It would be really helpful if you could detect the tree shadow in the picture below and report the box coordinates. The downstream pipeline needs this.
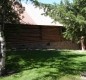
[5,50,86,79]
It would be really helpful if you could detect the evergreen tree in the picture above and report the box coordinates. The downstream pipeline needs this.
[31,0,86,50]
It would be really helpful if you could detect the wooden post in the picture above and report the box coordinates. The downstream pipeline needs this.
[39,26,42,40]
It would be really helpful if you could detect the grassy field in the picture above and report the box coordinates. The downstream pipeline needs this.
[0,50,86,80]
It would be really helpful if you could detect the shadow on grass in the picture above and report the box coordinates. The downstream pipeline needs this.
[5,50,86,79]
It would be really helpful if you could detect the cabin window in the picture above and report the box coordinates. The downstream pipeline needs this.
[47,42,50,46]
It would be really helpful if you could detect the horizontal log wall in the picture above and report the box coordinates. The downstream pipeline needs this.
[4,24,79,50]
[4,24,63,42]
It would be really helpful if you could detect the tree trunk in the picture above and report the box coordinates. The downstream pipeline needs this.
[0,31,5,75]
[80,36,85,51]
[0,0,6,75]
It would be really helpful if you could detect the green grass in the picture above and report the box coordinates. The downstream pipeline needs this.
[0,50,86,80]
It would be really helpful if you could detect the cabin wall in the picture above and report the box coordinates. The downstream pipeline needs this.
[4,24,79,50]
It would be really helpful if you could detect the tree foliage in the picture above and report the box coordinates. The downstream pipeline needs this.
[31,0,86,43]
[0,0,25,24]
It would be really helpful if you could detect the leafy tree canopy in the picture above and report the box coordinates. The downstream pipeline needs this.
[31,0,86,43]
[0,0,25,24]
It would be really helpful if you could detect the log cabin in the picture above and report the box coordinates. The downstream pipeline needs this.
[4,3,79,50]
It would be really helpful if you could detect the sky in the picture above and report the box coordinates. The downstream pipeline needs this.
[22,0,73,4]
[38,0,62,4]
[38,0,73,4]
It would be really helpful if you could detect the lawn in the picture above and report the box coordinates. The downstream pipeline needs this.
[0,50,86,80]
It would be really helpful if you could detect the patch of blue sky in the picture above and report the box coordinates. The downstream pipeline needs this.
[21,0,73,4]
[38,0,73,4]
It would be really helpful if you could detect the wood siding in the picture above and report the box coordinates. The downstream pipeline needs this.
[4,24,63,43]
[4,24,79,50]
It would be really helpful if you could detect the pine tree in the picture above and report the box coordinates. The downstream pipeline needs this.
[31,0,86,50]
